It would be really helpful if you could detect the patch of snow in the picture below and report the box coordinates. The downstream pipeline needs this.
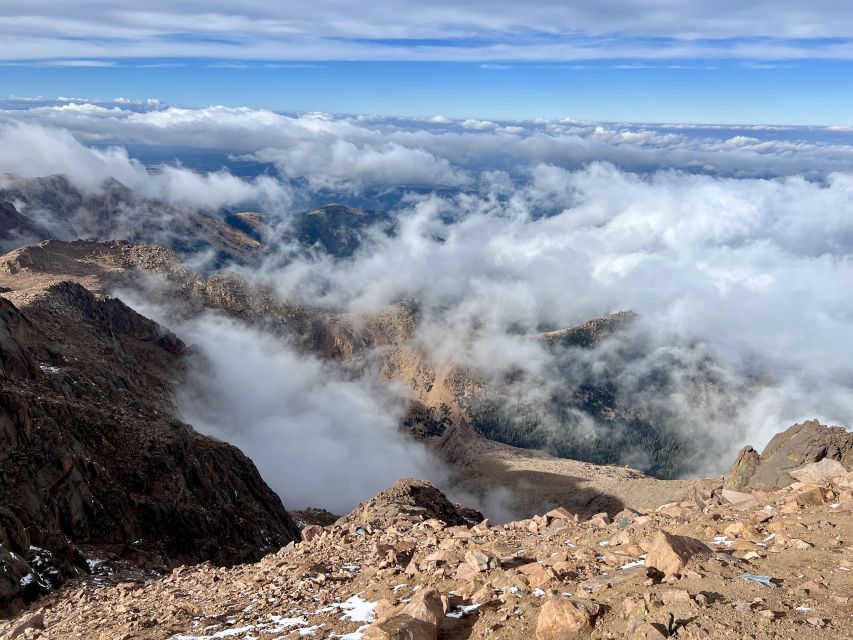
[265,616,309,632]
[335,624,370,640]
[19,574,34,587]
[323,595,377,623]
[533,589,545,597]
[795,606,812,612]
[830,503,841,509]
[392,583,408,592]
[712,535,735,548]
[39,364,61,374]
[86,558,105,572]
[597,541,609,547]
[619,558,646,570]
[447,604,482,619]
[172,625,255,640]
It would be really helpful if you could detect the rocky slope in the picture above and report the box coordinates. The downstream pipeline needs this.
[2,452,850,640]
[0,274,300,617]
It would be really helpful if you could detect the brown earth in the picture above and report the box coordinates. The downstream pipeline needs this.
[2,465,851,640]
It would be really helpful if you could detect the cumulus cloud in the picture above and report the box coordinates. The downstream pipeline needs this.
[5,102,853,185]
[0,120,291,210]
[253,161,853,466]
[3,101,853,509]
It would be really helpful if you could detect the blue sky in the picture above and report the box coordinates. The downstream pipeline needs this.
[2,59,853,124]
[1,1,853,124]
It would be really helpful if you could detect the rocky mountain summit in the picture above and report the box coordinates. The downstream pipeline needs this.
[0,270,299,617]
[1,450,850,640]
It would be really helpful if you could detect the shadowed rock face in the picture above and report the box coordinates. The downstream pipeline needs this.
[725,419,853,489]
[0,281,300,617]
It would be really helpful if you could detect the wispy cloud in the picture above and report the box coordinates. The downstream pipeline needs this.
[0,3,852,62]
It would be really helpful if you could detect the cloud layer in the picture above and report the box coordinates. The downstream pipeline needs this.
[5,101,853,192]
[2,2,853,61]
[2,101,853,511]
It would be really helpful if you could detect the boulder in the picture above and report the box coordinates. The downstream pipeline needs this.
[364,586,444,640]
[721,489,759,510]
[789,459,850,484]
[644,531,710,578]
[535,598,598,640]
[724,446,761,490]
[465,549,499,573]
[625,619,669,639]
[301,525,324,543]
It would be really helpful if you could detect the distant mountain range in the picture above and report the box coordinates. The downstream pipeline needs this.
[0,174,395,264]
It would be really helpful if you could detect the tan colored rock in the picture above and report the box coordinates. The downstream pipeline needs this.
[364,587,444,640]
[621,596,649,619]
[301,525,323,543]
[644,531,711,578]
[7,610,45,639]
[721,489,759,510]
[724,446,761,490]
[794,485,826,506]
[789,459,849,484]
[535,598,598,640]
[723,521,760,541]
[545,507,575,523]
[587,512,610,526]
[660,588,692,604]
[625,619,669,639]
[465,548,499,573]
[656,503,690,519]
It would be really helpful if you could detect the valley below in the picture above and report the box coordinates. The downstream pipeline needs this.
[0,172,851,640]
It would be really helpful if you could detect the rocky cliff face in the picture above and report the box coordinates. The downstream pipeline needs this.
[725,419,853,489]
[0,280,299,617]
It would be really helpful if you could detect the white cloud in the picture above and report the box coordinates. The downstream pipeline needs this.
[1,2,853,62]
[5,102,853,184]
[461,118,498,130]
[115,304,444,513]
[251,161,853,466]
[0,120,291,209]
[2,102,853,488]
